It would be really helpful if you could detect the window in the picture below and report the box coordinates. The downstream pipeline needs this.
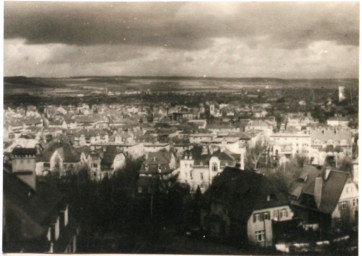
[200,173,204,180]
[253,213,263,222]
[273,210,278,219]
[352,199,358,207]
[264,212,270,220]
[212,163,218,172]
[255,230,265,242]
[281,209,288,218]
[92,163,98,168]
[138,186,142,193]
[62,206,69,227]
[54,217,60,240]
[340,201,348,210]
[190,171,193,180]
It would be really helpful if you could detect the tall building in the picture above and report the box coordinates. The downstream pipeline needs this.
[338,86,346,102]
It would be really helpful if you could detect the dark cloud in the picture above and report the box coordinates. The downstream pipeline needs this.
[5,2,359,50]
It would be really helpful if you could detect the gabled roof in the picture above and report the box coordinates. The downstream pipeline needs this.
[204,167,289,222]
[11,148,37,156]
[140,150,174,174]
[101,146,119,166]
[182,146,236,165]
[4,171,64,230]
[37,141,80,162]
[289,165,322,200]
[290,165,350,214]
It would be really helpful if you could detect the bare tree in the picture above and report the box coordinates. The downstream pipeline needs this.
[245,140,268,170]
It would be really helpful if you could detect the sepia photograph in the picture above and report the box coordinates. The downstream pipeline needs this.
[2,1,359,255]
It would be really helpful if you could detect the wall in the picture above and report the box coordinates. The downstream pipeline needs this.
[247,206,294,247]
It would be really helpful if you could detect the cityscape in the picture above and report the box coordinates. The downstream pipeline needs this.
[3,2,359,255]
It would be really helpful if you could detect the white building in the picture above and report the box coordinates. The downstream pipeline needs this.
[270,133,311,160]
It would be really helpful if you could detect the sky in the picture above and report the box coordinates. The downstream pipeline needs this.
[4,2,360,78]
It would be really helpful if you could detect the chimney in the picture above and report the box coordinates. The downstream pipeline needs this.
[11,148,37,191]
[314,177,323,208]
[240,148,245,171]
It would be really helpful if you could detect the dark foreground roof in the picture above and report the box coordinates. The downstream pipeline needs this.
[4,171,64,247]
[204,167,290,222]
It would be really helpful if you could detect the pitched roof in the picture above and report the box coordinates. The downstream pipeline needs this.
[4,171,64,230]
[183,146,236,164]
[309,126,352,143]
[101,146,119,167]
[204,167,289,222]
[37,141,79,162]
[11,148,37,156]
[290,165,349,214]
[140,150,174,174]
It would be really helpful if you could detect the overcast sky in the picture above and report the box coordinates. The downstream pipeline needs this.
[4,2,359,78]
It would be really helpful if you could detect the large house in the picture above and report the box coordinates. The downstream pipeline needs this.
[36,141,81,176]
[177,146,238,193]
[201,167,294,247]
[79,145,127,181]
[270,132,311,161]
[137,150,177,195]
[289,165,358,232]
[4,148,79,252]
[307,126,353,166]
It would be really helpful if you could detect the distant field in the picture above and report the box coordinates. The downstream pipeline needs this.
[4,76,358,96]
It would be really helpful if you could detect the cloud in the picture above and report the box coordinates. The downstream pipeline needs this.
[5,2,359,50]
[5,37,358,79]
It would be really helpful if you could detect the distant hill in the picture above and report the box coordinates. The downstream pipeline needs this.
[4,76,358,94]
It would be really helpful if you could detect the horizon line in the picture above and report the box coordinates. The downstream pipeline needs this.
[4,75,359,80]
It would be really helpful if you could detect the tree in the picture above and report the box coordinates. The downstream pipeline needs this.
[245,140,268,170]
[263,157,304,194]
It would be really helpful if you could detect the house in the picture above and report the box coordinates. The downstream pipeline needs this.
[189,133,215,144]
[207,101,221,117]
[187,119,207,129]
[201,167,294,247]
[289,165,358,232]
[137,150,177,195]
[80,145,127,181]
[245,120,274,137]
[99,146,126,179]
[327,116,349,127]
[177,146,238,193]
[36,141,81,176]
[307,126,353,166]
[4,149,79,253]
[270,132,311,160]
